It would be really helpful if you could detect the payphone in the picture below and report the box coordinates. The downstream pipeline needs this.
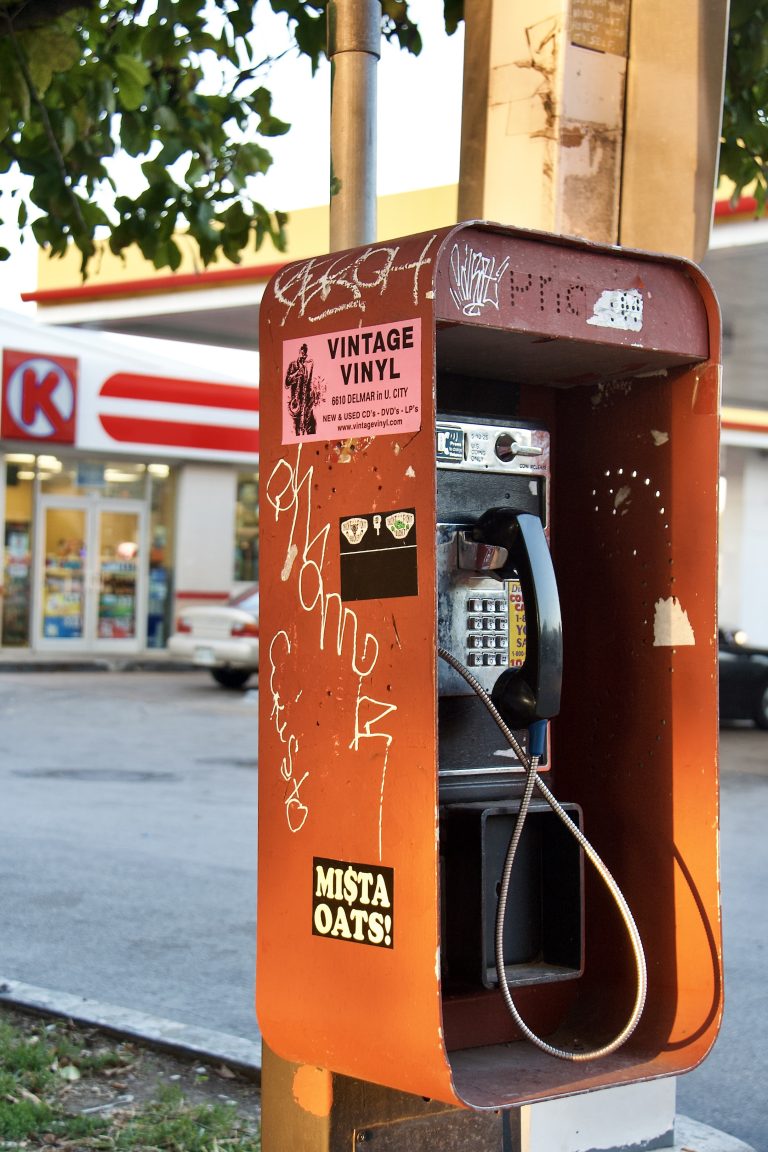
[436,417,556,797]
[434,414,646,1061]
[257,221,722,1109]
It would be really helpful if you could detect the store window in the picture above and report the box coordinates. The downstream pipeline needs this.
[235,472,259,583]
[147,464,174,648]
[39,457,147,499]
[2,456,35,645]
[2,453,177,650]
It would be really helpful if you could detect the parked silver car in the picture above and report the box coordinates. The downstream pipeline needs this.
[168,585,259,688]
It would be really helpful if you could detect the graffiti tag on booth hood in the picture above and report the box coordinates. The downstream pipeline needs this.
[313,857,394,949]
[449,242,510,317]
[270,236,438,325]
[281,320,422,445]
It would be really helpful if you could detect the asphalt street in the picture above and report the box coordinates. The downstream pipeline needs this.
[0,669,261,1042]
[677,722,767,1150]
[0,669,765,1149]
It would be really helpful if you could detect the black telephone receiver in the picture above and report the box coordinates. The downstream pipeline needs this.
[473,510,563,731]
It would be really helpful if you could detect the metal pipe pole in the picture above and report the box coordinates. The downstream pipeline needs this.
[327,0,381,252]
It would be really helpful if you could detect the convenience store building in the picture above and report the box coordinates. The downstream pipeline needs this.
[3,183,768,653]
[0,309,260,653]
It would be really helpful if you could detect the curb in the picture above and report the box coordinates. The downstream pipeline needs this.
[0,978,262,1079]
[0,981,757,1151]
[673,1117,757,1152]
[0,658,199,674]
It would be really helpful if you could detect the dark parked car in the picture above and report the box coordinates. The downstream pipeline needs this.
[718,628,768,729]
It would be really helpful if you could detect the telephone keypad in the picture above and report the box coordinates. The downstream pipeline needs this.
[465,591,510,670]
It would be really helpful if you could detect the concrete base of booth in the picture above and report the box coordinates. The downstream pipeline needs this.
[261,1047,755,1152]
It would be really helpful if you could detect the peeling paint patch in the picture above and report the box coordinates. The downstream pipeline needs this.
[334,436,374,464]
[653,598,695,647]
[651,430,669,446]
[590,379,633,406]
[405,465,415,478]
[587,288,643,331]
[635,368,668,379]
[292,1065,333,1117]
[614,485,631,510]
[281,543,298,581]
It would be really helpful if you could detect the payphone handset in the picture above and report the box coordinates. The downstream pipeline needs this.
[436,418,561,792]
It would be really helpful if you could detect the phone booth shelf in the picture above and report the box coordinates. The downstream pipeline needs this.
[257,221,722,1109]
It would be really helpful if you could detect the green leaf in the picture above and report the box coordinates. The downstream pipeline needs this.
[152,238,182,270]
[59,115,78,157]
[119,111,153,157]
[56,1064,81,1082]
[20,26,83,97]
[443,0,465,36]
[114,54,151,111]
[251,87,291,137]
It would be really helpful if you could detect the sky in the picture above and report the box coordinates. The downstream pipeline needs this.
[0,1,465,335]
[252,0,464,209]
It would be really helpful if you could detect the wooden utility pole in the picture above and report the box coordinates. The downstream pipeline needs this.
[459,0,729,260]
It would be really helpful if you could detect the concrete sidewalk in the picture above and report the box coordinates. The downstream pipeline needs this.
[0,977,262,1075]
[0,647,195,673]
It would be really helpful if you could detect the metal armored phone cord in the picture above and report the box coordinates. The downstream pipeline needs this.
[438,647,648,1062]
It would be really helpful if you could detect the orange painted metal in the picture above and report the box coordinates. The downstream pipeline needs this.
[257,222,722,1108]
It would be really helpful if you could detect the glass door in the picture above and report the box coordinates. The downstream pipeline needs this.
[35,497,146,651]
[37,501,87,644]
[95,505,142,643]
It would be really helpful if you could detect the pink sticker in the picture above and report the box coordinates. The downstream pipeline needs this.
[281,319,422,444]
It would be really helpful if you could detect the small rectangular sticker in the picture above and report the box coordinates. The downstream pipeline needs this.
[281,320,422,444]
[570,0,630,56]
[313,857,394,949]
[340,509,418,601]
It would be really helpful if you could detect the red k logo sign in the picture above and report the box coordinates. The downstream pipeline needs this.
[2,349,78,443]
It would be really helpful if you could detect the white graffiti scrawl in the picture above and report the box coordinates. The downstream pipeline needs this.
[266,445,398,859]
[267,630,308,833]
[271,236,438,326]
[449,242,510,317]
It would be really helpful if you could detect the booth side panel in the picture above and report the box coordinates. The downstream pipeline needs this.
[552,357,722,1070]
[256,237,458,1104]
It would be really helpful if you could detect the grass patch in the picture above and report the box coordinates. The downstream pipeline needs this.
[0,1009,261,1150]
[113,1085,255,1150]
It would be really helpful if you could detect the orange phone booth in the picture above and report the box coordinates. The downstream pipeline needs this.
[257,222,722,1109]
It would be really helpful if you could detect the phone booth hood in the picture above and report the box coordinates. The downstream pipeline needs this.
[257,221,722,1109]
